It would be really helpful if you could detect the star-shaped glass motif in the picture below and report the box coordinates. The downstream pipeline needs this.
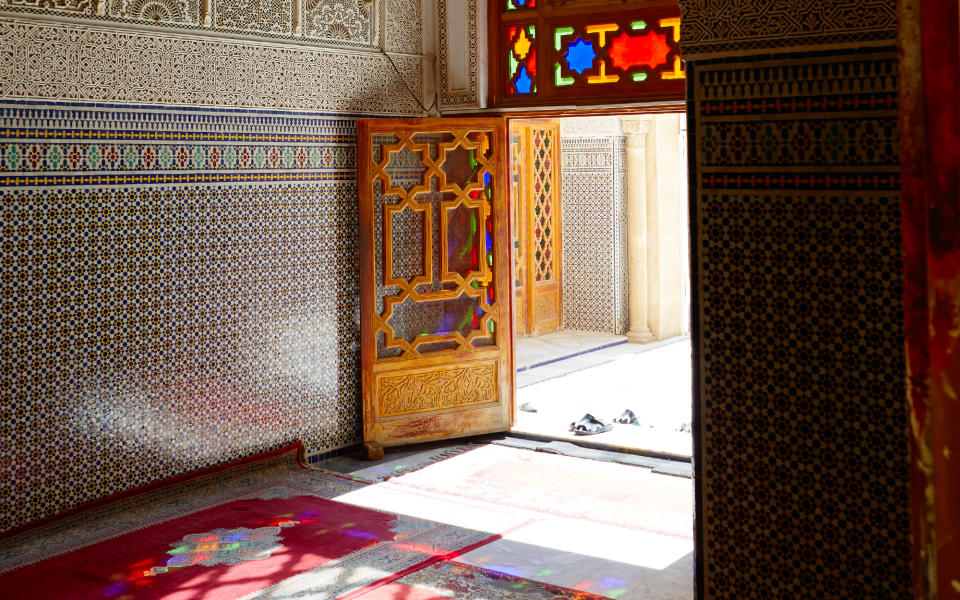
[565,38,596,74]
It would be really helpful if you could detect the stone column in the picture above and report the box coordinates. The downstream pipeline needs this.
[622,118,654,343]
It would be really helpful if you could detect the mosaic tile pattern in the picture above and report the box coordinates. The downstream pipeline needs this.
[690,49,911,598]
[0,101,368,532]
[560,135,627,334]
[680,0,897,59]
[0,18,422,114]
[0,0,403,47]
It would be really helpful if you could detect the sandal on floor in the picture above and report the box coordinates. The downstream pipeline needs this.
[614,409,639,425]
[569,413,612,436]
[520,402,538,413]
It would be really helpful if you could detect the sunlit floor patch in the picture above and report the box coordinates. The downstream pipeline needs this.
[333,445,693,599]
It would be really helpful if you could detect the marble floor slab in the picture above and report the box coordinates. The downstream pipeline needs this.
[513,337,693,458]
[515,331,628,372]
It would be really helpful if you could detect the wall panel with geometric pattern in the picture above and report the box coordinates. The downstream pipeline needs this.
[686,32,912,600]
[559,121,627,335]
[0,0,428,535]
[0,100,373,532]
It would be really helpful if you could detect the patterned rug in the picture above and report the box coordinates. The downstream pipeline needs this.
[0,443,506,600]
[347,560,606,599]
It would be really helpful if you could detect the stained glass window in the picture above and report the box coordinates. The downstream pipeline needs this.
[507,25,537,95]
[493,1,684,107]
[553,18,683,88]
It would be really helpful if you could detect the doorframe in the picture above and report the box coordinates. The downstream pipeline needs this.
[500,102,702,598]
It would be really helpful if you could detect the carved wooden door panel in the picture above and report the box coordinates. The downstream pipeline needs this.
[510,125,529,338]
[358,118,514,454]
[513,121,562,336]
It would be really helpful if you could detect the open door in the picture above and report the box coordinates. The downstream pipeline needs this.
[510,121,562,337]
[358,118,514,457]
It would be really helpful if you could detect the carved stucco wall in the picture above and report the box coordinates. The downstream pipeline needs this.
[435,0,485,110]
[680,0,911,598]
[0,1,425,532]
[1,0,396,49]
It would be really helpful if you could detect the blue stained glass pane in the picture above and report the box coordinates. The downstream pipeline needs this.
[565,38,596,74]
[515,65,532,94]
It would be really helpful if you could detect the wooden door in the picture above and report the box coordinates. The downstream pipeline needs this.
[511,121,562,336]
[510,125,530,337]
[358,118,514,455]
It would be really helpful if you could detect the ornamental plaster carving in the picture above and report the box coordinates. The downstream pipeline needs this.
[0,17,424,114]
[620,118,650,148]
[560,116,623,139]
[0,0,411,48]
[436,0,485,109]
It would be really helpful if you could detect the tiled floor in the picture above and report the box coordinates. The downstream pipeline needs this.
[513,334,692,458]
[515,331,629,373]
[330,444,693,600]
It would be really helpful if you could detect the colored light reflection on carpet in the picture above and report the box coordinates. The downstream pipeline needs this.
[145,522,298,576]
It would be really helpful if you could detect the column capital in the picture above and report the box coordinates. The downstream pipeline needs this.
[621,118,650,148]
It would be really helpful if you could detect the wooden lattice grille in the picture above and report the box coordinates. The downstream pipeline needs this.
[370,129,499,360]
[532,127,556,282]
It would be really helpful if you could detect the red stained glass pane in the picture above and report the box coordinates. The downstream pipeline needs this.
[506,0,536,9]
[608,30,671,71]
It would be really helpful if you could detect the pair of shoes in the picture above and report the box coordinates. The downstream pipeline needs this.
[569,413,613,435]
[613,409,639,425]
[568,409,644,435]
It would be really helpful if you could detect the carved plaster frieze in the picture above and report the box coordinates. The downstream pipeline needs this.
[1,0,400,48]
[0,17,423,114]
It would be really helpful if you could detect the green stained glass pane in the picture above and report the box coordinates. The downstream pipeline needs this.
[507,0,536,10]
[554,26,574,51]
[631,20,647,30]
[509,51,519,77]
[554,63,574,87]
[632,72,648,82]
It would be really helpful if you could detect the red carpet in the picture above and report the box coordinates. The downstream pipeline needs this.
[0,444,500,600]
[3,496,400,600]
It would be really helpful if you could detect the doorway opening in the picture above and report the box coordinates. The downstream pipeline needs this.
[348,114,695,600]
[507,113,692,458]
